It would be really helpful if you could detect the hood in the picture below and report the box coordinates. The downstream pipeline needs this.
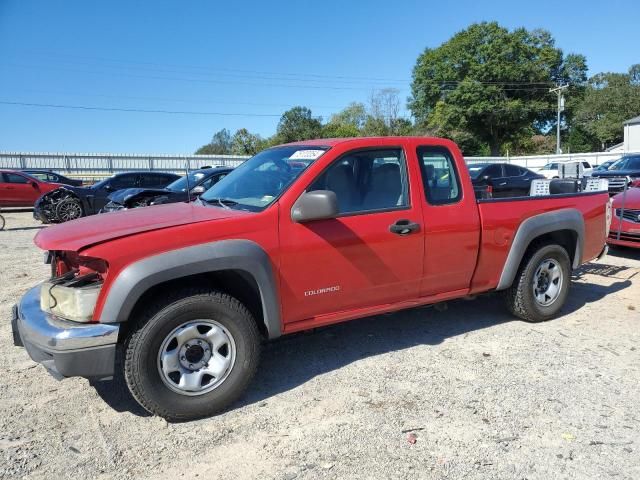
[107,187,168,204]
[34,202,250,252]
[612,187,640,208]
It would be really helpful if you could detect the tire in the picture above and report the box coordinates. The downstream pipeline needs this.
[123,287,261,421]
[504,244,571,322]
[55,197,83,222]
[0,214,4,231]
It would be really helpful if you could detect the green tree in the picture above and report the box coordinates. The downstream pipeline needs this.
[573,65,640,149]
[329,102,367,129]
[321,122,360,138]
[276,106,323,143]
[409,22,587,155]
[231,128,264,155]
[195,128,232,155]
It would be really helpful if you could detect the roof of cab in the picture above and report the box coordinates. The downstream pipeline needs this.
[282,136,444,147]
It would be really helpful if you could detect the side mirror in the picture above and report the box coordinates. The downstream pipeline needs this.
[291,190,338,223]
[29,181,39,189]
[190,185,206,195]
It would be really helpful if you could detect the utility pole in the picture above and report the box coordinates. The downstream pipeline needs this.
[550,84,569,154]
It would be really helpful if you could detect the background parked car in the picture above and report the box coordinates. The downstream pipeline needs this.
[537,160,593,178]
[608,186,640,248]
[34,171,180,223]
[101,167,232,212]
[467,163,544,198]
[591,154,640,193]
[0,170,62,207]
[22,169,83,186]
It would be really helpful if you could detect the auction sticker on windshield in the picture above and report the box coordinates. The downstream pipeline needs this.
[289,149,326,160]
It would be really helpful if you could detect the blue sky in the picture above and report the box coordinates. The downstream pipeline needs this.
[0,0,638,154]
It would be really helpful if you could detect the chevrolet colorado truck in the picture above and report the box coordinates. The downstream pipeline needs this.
[12,137,610,421]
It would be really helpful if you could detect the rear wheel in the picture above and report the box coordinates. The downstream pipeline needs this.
[123,288,261,421]
[504,244,571,322]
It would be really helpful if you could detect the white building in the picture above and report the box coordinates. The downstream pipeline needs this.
[624,115,640,152]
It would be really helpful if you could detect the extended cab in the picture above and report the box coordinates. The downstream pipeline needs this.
[12,137,610,421]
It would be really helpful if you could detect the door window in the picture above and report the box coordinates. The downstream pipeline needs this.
[4,173,29,184]
[200,173,227,191]
[417,147,461,205]
[308,149,408,215]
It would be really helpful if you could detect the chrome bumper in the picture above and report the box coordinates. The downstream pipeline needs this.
[12,286,120,380]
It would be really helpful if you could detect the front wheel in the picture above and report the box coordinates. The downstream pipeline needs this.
[55,197,83,222]
[504,244,571,322]
[123,288,261,421]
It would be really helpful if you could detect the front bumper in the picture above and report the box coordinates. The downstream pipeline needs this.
[12,286,120,380]
[99,202,125,213]
[608,217,640,249]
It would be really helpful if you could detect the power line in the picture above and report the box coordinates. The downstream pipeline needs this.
[0,100,282,117]
[15,51,558,87]
[10,63,401,92]
[7,88,346,110]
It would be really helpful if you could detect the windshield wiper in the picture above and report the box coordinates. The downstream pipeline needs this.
[201,197,238,209]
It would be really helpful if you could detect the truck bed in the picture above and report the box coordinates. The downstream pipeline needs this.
[470,191,609,294]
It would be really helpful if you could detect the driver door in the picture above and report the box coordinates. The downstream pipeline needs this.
[277,147,425,327]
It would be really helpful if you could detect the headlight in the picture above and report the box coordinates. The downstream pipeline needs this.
[40,281,102,322]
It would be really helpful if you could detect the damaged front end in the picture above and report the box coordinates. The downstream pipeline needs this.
[100,189,171,213]
[11,250,118,380]
[34,188,84,224]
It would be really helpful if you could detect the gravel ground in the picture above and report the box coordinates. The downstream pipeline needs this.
[1,210,639,480]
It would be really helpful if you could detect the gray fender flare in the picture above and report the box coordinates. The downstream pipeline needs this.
[496,209,584,291]
[99,239,281,338]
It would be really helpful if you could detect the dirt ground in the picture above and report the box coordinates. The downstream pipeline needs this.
[1,210,639,480]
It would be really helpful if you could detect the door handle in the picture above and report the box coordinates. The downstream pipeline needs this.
[389,219,420,235]
[498,182,507,186]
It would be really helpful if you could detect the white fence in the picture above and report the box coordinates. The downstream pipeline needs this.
[1,149,637,182]
[0,151,249,182]
[465,151,637,169]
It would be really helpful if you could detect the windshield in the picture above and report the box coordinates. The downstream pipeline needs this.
[166,171,209,192]
[91,178,109,189]
[541,163,557,170]
[467,164,486,179]
[610,156,640,170]
[199,146,328,211]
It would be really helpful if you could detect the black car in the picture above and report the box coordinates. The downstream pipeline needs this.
[467,163,544,198]
[34,171,181,223]
[591,154,640,193]
[22,169,84,186]
[101,167,232,212]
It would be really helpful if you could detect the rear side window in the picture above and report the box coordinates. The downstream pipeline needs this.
[504,164,522,177]
[4,173,29,184]
[417,147,461,205]
[110,174,138,189]
[140,174,173,188]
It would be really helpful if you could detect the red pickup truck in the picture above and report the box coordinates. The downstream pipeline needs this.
[12,137,610,421]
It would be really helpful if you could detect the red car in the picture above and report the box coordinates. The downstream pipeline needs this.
[12,137,609,421]
[608,187,640,248]
[0,170,62,207]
